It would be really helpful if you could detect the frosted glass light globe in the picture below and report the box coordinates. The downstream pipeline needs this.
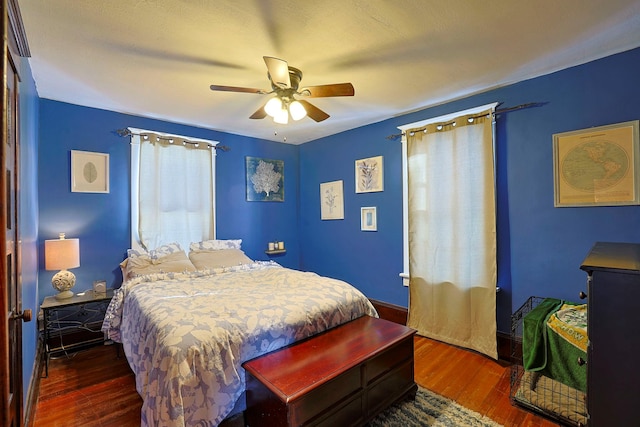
[289,100,307,121]
[264,97,282,117]
[273,108,289,124]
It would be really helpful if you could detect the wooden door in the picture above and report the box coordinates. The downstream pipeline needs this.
[1,1,29,425]
[5,51,22,427]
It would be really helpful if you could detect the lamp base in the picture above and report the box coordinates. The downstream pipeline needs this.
[55,290,74,300]
[52,269,76,300]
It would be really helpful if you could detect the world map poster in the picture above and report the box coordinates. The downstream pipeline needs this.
[553,121,640,207]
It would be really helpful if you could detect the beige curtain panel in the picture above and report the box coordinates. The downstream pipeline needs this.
[406,110,497,359]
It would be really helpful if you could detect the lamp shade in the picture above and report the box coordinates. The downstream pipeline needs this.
[45,235,80,270]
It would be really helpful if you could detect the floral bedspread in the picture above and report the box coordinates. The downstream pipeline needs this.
[102,262,377,426]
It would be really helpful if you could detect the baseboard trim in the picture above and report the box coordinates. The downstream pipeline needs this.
[369,299,511,363]
[496,331,510,363]
[24,337,43,427]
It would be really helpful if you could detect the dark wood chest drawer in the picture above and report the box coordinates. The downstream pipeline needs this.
[243,315,417,427]
[580,242,640,426]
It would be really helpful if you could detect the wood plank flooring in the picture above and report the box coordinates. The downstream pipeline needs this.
[32,337,560,426]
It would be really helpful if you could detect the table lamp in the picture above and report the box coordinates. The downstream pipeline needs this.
[45,233,80,300]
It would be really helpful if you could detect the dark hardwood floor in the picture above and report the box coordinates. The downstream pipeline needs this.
[32,337,560,427]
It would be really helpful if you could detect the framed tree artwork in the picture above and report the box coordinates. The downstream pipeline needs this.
[246,157,284,202]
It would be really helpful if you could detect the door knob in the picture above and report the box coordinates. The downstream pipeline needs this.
[12,309,32,322]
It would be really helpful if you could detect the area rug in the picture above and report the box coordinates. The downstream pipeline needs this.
[367,386,504,427]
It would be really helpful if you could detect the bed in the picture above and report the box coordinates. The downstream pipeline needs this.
[102,240,377,427]
[510,296,588,426]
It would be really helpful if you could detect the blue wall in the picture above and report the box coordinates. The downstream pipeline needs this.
[37,47,640,336]
[299,121,406,305]
[17,54,40,406]
[37,101,300,299]
[300,47,640,331]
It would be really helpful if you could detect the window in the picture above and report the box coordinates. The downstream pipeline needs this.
[129,128,218,252]
[398,103,497,285]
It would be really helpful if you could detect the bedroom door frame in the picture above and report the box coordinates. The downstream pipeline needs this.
[1,1,30,426]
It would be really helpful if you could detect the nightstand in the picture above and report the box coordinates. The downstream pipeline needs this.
[40,289,114,377]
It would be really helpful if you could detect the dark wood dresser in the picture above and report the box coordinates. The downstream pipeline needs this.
[243,315,417,427]
[580,242,640,427]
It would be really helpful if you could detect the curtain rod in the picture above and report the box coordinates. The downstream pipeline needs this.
[115,128,230,151]
[385,102,545,141]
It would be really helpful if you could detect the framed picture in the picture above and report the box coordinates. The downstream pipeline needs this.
[361,207,377,231]
[355,156,383,193]
[71,150,109,193]
[553,120,640,207]
[320,180,344,220]
[246,157,284,202]
[92,280,107,296]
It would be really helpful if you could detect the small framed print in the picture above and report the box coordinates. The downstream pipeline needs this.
[92,280,107,296]
[361,206,377,231]
[71,150,110,193]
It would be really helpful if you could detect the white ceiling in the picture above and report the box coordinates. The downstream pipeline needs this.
[17,0,640,144]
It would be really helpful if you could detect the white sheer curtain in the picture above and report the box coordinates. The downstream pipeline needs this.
[130,129,216,251]
[406,108,497,359]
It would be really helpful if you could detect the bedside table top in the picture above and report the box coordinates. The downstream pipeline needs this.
[41,289,115,309]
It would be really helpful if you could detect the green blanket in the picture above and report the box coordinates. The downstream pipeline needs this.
[522,298,587,393]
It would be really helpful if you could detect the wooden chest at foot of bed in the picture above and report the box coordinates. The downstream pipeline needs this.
[243,315,417,427]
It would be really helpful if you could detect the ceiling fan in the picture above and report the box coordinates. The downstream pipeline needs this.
[210,56,354,124]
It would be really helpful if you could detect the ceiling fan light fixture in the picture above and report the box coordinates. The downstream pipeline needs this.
[210,56,354,125]
[264,97,283,117]
[289,100,307,121]
[273,107,289,124]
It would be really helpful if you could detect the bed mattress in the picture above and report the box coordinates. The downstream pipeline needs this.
[103,262,377,426]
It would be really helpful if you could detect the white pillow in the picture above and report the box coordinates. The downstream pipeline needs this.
[188,248,253,270]
[189,239,242,252]
[120,250,196,280]
[127,242,184,259]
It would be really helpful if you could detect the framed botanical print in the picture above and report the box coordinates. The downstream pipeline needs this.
[355,156,383,193]
[320,180,344,220]
[71,150,109,193]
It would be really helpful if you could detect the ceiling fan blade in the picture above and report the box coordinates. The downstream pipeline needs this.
[210,84,265,94]
[263,56,291,89]
[298,100,330,122]
[300,83,354,97]
[249,104,268,119]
